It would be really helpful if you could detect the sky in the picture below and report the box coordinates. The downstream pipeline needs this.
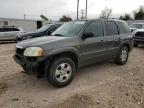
[0,0,144,20]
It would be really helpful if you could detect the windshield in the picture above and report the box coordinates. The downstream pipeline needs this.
[52,21,85,37]
[36,24,51,32]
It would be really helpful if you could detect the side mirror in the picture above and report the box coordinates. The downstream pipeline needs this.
[81,32,94,40]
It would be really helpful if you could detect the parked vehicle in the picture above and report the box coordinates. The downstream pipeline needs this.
[16,23,63,42]
[0,26,23,41]
[13,19,133,87]
[133,29,144,47]
[132,23,144,29]
[130,28,138,32]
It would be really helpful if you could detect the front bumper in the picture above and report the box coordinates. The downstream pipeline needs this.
[13,54,43,75]
[134,38,144,45]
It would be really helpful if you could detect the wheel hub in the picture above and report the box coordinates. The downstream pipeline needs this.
[121,49,127,62]
[55,63,72,83]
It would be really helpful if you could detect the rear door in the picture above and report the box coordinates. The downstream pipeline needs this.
[103,21,120,58]
[79,21,106,65]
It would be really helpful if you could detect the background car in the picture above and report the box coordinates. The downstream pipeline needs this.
[133,29,144,47]
[16,23,63,42]
[0,26,24,41]
[130,27,138,32]
[131,23,144,29]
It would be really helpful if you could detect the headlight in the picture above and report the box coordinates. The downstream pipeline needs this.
[24,47,43,57]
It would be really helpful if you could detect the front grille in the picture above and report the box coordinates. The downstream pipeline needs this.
[16,48,25,56]
[135,32,144,38]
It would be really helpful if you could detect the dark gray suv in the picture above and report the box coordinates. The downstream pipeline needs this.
[13,19,133,87]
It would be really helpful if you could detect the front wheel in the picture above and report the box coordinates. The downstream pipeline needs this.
[115,46,129,65]
[47,57,76,87]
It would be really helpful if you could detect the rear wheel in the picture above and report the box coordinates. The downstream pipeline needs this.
[47,57,76,87]
[115,46,129,65]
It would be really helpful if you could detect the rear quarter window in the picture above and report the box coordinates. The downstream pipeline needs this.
[118,22,131,34]
[105,21,119,36]
[12,28,20,31]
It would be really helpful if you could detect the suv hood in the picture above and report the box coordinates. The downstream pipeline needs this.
[17,36,70,48]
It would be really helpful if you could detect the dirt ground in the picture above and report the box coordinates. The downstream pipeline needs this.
[0,43,144,108]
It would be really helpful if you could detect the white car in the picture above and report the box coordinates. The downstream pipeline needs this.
[132,23,144,29]
[133,29,144,47]
[0,26,24,41]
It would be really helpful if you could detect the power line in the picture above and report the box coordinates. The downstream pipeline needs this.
[81,10,85,19]
[85,0,88,19]
[77,0,80,20]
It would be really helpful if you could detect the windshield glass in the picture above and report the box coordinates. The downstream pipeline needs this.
[36,24,51,32]
[52,21,85,37]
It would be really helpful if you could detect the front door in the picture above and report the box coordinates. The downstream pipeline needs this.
[79,21,106,66]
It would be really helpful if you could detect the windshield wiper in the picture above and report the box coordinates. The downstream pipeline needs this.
[53,34,64,36]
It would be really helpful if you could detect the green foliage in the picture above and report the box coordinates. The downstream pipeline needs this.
[119,14,132,21]
[100,7,112,19]
[134,6,144,20]
[59,16,72,22]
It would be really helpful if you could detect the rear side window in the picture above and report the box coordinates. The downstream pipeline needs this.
[118,22,131,34]
[0,28,4,32]
[3,28,20,32]
[105,21,119,36]
[85,21,104,37]
[3,28,10,32]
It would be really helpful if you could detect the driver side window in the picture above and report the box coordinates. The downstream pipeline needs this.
[85,21,104,37]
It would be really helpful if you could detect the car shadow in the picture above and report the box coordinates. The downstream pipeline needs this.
[0,41,16,44]
[12,60,117,90]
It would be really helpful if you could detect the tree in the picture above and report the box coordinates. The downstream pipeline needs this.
[59,16,72,22]
[119,14,132,21]
[134,6,144,20]
[100,7,112,19]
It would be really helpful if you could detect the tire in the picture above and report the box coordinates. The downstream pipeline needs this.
[46,57,76,87]
[115,46,129,65]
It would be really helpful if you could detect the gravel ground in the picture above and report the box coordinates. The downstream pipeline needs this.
[0,43,144,108]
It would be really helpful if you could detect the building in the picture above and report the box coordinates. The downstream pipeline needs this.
[0,18,49,32]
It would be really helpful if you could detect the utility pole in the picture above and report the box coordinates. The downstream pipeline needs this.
[85,0,88,19]
[24,14,26,20]
[81,10,85,19]
[77,0,79,20]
